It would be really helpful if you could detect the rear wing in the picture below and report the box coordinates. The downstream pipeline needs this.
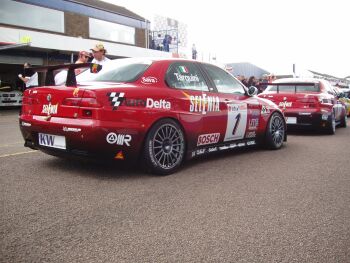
[29,63,102,87]
[266,82,320,93]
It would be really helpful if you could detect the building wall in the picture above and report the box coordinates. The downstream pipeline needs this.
[64,12,89,39]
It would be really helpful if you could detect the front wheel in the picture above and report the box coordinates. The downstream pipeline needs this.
[265,112,285,150]
[143,119,186,175]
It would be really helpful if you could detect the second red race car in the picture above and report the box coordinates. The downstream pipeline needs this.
[20,58,287,175]
[258,78,347,134]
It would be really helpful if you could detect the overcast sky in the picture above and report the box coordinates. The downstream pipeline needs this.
[102,0,349,78]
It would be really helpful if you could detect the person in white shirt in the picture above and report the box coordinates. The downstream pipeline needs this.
[18,63,38,89]
[90,43,110,65]
[54,51,91,86]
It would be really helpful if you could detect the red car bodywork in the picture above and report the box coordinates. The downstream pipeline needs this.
[258,78,347,134]
[20,58,286,174]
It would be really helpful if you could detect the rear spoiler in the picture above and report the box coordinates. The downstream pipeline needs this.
[29,63,102,87]
[267,82,318,93]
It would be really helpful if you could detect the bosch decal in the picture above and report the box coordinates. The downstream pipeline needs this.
[197,133,220,146]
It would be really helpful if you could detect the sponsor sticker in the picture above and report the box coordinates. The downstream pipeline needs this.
[188,93,220,114]
[197,133,220,146]
[279,101,292,108]
[107,92,125,110]
[141,77,158,84]
[261,106,270,114]
[246,131,256,138]
[42,103,58,115]
[196,149,206,155]
[146,98,171,109]
[106,132,132,146]
[248,118,259,130]
[174,73,200,82]
[63,127,81,133]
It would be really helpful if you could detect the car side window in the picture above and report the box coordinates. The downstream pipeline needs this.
[202,64,246,95]
[165,62,209,91]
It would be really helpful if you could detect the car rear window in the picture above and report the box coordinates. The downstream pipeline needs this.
[265,83,320,93]
[77,59,152,83]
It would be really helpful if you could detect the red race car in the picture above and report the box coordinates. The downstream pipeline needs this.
[20,58,286,175]
[258,78,347,134]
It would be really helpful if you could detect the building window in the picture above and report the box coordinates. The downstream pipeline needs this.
[89,18,135,45]
[0,0,64,33]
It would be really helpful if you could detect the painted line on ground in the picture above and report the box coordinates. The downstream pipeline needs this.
[0,150,38,158]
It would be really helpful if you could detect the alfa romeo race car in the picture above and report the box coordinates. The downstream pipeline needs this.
[19,58,286,175]
[258,78,347,134]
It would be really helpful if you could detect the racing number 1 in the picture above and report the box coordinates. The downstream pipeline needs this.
[224,103,247,142]
[232,113,241,135]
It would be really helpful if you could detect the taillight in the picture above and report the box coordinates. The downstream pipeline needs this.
[79,98,101,108]
[62,90,101,108]
[318,97,332,105]
[22,96,39,105]
[297,97,317,107]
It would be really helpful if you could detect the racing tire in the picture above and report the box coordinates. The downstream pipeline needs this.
[340,112,347,128]
[143,119,186,175]
[325,111,336,135]
[265,112,285,150]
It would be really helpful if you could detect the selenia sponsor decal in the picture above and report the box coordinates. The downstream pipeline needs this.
[197,133,220,146]
[189,94,220,114]
[42,104,58,115]
[141,77,158,84]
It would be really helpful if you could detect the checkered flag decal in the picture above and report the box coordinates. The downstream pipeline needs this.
[107,92,125,110]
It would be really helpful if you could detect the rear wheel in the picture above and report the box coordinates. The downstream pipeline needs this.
[143,119,186,175]
[265,112,285,150]
[325,111,336,134]
[340,111,347,128]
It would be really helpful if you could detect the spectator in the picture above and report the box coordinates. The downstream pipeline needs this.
[18,63,38,90]
[192,44,197,60]
[163,35,170,52]
[247,76,257,87]
[55,51,91,86]
[154,34,163,51]
[90,43,110,65]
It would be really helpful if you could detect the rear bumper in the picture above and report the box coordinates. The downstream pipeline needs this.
[19,114,144,161]
[283,108,332,128]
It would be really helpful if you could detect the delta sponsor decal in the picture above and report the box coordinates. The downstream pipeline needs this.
[141,76,158,84]
[197,133,220,146]
[187,93,220,114]
[42,103,58,115]
[146,98,171,109]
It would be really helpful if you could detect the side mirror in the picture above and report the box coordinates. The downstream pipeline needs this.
[247,86,258,96]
